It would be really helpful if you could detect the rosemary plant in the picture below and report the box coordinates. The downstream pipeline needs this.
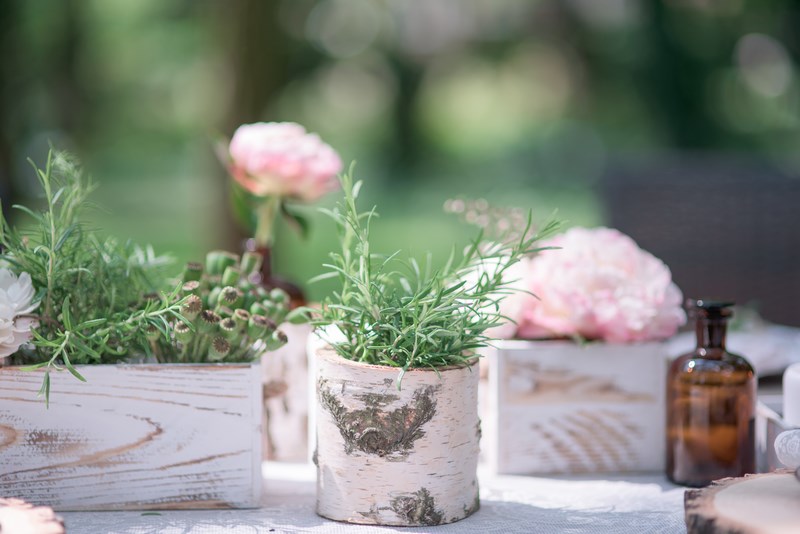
[309,172,560,381]
[0,151,184,400]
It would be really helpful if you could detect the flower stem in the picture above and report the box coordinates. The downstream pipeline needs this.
[254,196,281,247]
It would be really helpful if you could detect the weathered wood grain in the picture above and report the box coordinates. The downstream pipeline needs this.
[314,348,480,526]
[685,470,800,534]
[485,340,668,474]
[0,364,262,511]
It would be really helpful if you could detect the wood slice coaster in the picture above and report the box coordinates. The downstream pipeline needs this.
[0,498,65,534]
[685,470,800,534]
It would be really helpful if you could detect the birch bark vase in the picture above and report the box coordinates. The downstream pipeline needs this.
[314,348,480,526]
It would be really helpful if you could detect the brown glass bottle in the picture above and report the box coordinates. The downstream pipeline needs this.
[666,300,756,487]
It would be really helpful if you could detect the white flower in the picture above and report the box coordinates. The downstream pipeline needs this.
[0,269,38,359]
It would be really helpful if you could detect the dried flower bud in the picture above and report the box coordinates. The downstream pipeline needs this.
[206,250,239,276]
[183,261,204,282]
[199,309,221,334]
[222,266,241,286]
[180,295,203,320]
[264,329,288,351]
[174,321,193,344]
[241,251,263,276]
[182,280,201,296]
[208,336,231,361]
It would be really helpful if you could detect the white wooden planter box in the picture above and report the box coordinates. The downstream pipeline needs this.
[484,340,668,475]
[0,363,262,511]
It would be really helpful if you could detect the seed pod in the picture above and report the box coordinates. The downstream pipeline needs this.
[182,261,204,282]
[249,302,268,316]
[222,266,241,286]
[219,286,243,309]
[264,329,288,351]
[145,324,161,342]
[208,336,231,361]
[216,305,234,318]
[180,295,203,321]
[218,317,240,341]
[247,313,273,339]
[206,250,239,276]
[198,309,221,334]
[174,321,193,344]
[182,280,201,297]
[207,286,222,308]
[233,308,251,330]
[241,251,263,276]
[269,288,289,306]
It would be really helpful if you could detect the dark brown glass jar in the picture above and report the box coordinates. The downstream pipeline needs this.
[666,300,756,487]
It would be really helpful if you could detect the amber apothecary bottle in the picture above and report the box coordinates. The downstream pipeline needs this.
[666,300,756,487]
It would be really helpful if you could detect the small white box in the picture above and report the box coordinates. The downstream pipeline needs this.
[484,340,668,475]
[0,363,262,511]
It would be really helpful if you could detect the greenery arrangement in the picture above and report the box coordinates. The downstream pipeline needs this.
[308,172,560,380]
[0,151,288,402]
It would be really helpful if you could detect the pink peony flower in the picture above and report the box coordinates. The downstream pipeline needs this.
[512,227,686,343]
[0,269,38,358]
[228,122,343,202]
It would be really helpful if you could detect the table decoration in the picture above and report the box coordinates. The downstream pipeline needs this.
[306,174,557,526]
[0,151,289,510]
[479,225,686,475]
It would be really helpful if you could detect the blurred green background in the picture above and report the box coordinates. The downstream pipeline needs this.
[2,0,800,322]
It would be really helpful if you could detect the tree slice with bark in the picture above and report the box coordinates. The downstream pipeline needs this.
[685,470,800,534]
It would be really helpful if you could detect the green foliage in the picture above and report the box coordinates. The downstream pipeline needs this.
[308,171,560,380]
[1,151,187,401]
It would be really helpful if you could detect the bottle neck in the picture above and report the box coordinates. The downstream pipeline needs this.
[695,318,728,354]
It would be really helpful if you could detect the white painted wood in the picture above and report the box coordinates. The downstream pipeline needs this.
[314,348,480,526]
[261,323,312,461]
[485,339,668,474]
[0,363,262,511]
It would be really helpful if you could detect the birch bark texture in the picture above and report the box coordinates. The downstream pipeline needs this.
[314,348,480,526]
[0,363,262,511]
[485,340,668,474]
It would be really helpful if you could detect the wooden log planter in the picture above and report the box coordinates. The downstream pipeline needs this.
[484,340,669,475]
[314,348,480,526]
[0,363,262,511]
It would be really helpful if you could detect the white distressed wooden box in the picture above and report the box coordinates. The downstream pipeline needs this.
[483,340,668,475]
[0,363,262,511]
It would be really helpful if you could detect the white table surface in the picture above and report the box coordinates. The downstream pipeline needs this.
[60,462,687,534]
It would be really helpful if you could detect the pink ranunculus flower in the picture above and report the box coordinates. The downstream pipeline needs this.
[515,227,686,343]
[228,122,343,202]
[0,269,38,359]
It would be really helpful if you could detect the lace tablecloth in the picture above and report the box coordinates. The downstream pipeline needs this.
[61,463,686,533]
